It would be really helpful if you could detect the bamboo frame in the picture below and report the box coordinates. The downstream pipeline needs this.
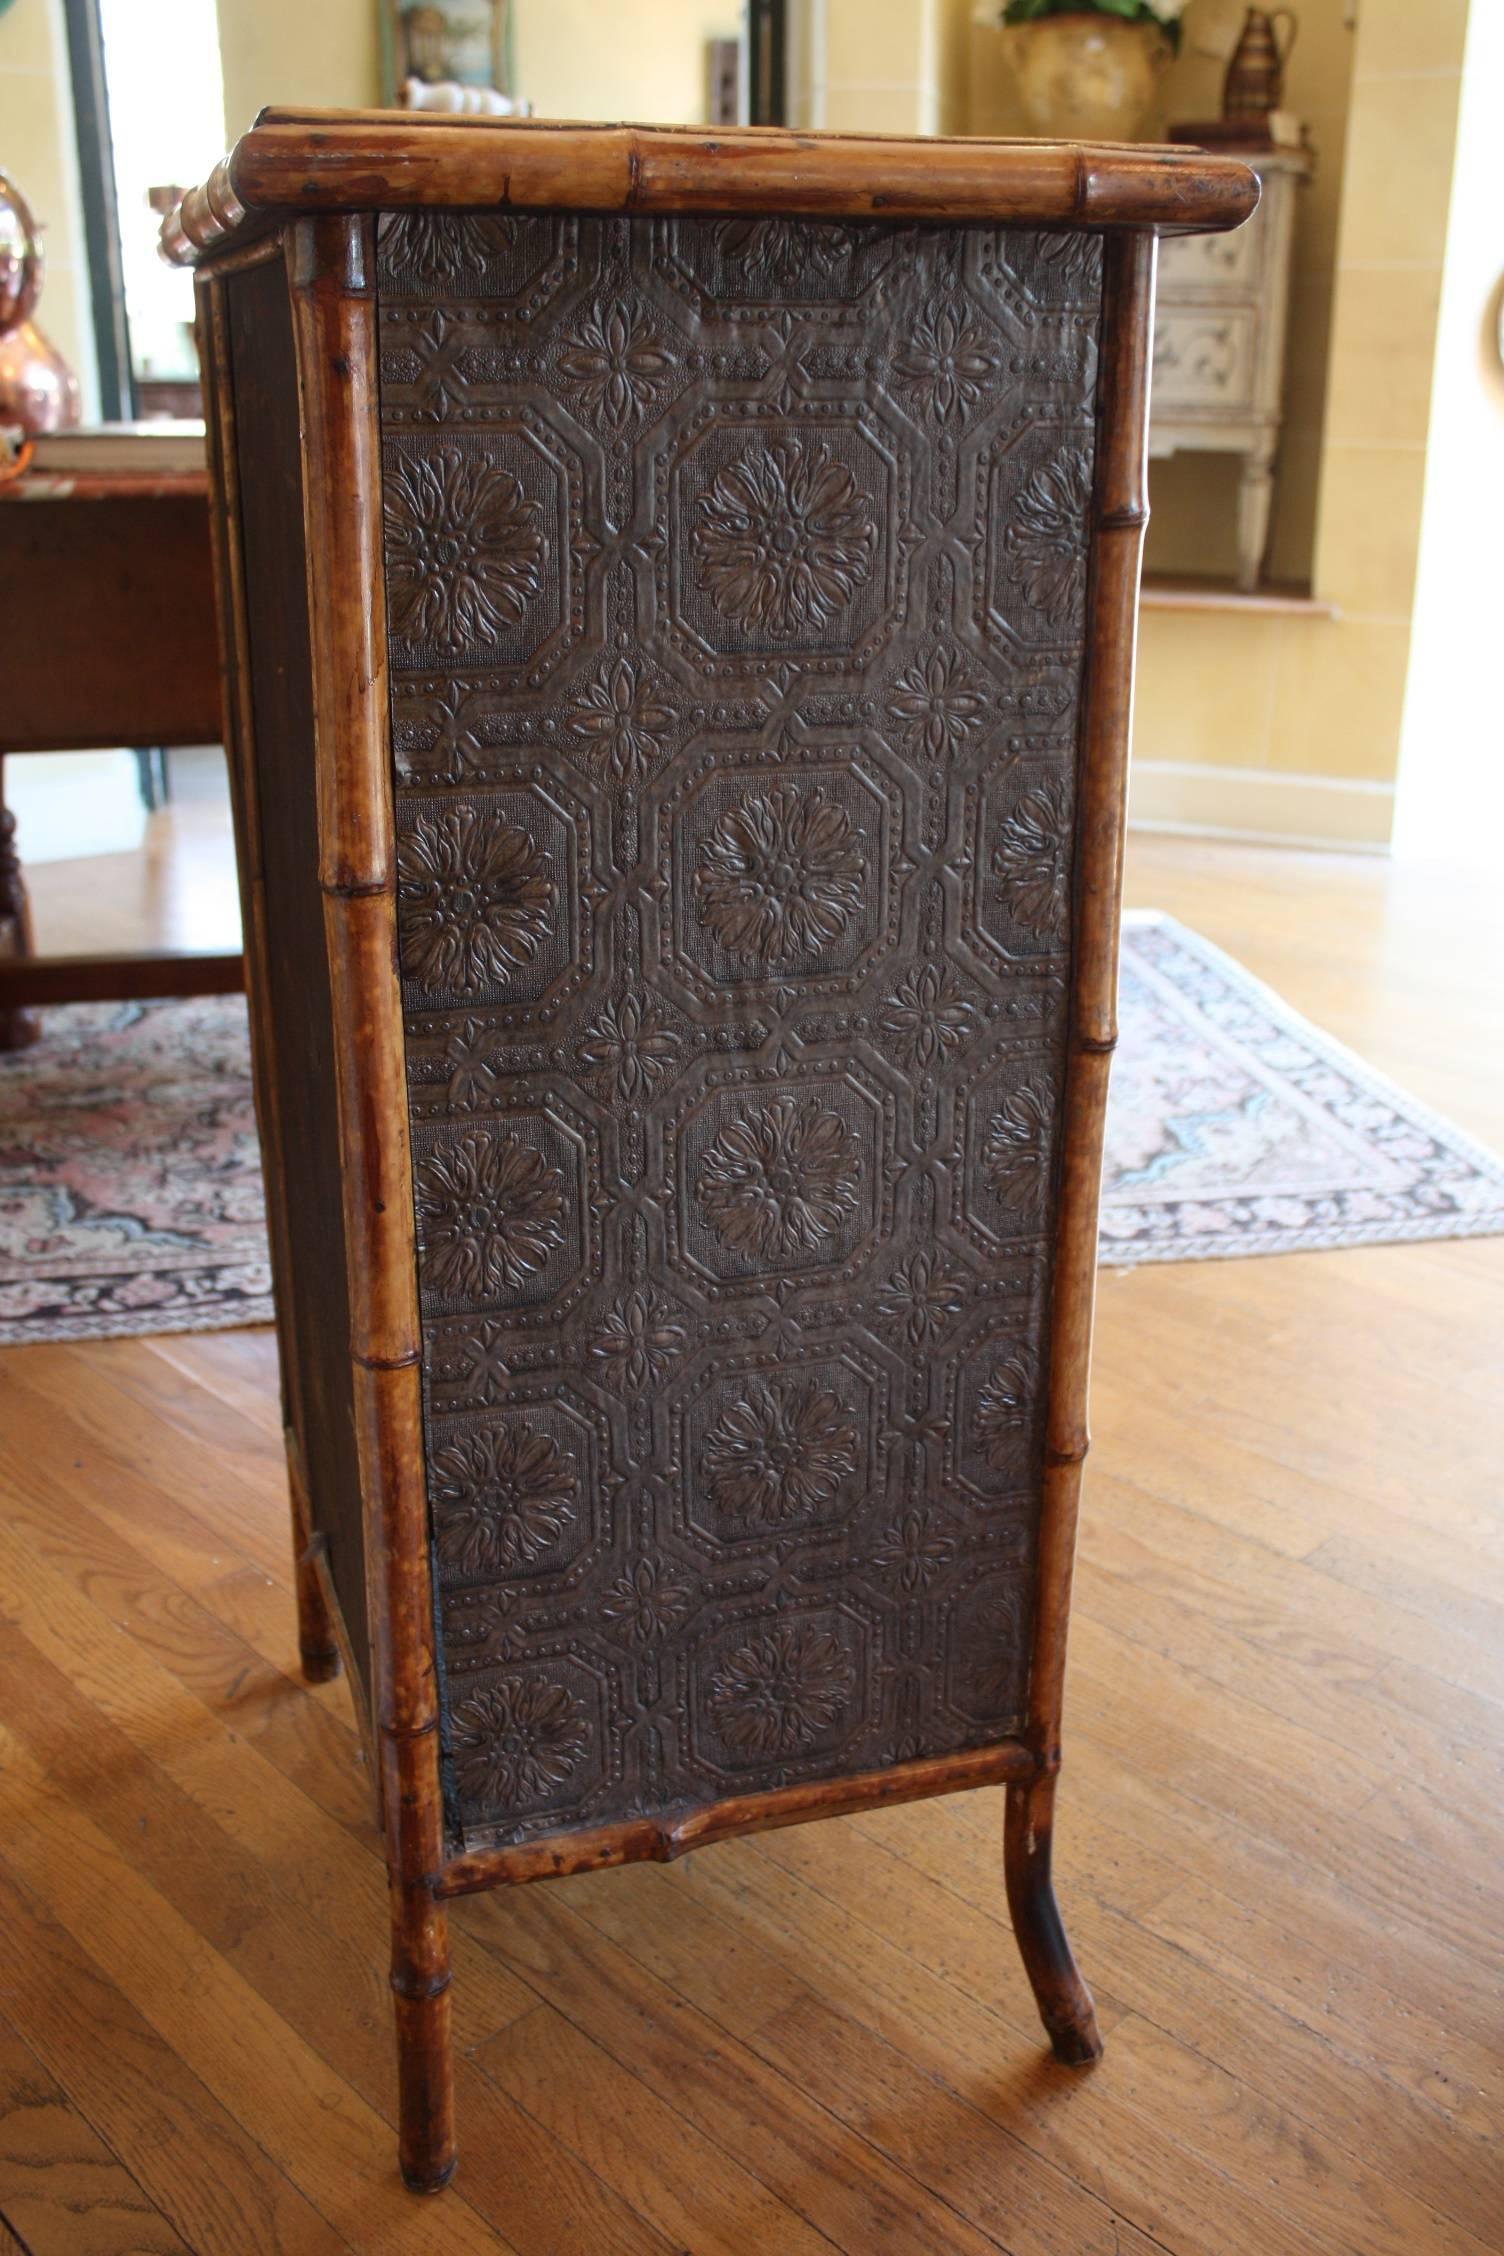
[186,121,1246,2195]
[442,1741,1037,1895]
[161,113,1258,267]
[284,214,453,2193]
[1004,229,1158,2066]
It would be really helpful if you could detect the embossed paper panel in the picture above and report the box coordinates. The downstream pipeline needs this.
[376,209,1103,1850]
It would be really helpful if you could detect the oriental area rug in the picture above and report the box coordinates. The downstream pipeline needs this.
[1,914,1501,1346]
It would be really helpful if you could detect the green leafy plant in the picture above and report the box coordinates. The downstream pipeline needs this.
[999,0,1186,54]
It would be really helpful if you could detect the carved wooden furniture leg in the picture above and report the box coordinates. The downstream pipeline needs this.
[0,756,42,1052]
[1005,1771,1102,2064]
[174,116,1256,2196]
[1235,430,1278,593]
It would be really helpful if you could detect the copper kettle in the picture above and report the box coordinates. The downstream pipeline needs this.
[1223,7,1298,120]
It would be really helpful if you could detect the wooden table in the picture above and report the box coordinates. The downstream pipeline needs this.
[0,464,243,1048]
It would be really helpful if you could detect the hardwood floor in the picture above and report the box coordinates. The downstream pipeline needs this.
[1,803,1501,2254]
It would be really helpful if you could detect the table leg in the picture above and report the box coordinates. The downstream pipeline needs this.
[0,756,42,1052]
[1236,434,1278,595]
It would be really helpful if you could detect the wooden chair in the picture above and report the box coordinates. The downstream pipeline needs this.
[166,113,1256,2194]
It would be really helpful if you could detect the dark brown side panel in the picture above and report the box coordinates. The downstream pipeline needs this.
[226,255,370,1691]
[378,211,1103,1853]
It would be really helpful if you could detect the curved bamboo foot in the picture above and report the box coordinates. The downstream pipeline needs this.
[1004,1772,1103,2067]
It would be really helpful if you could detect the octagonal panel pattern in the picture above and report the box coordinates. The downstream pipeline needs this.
[375,209,1103,1849]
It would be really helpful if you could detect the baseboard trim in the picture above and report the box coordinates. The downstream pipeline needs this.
[1128,760,1395,851]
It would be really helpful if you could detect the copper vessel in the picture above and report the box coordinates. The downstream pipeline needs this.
[0,170,82,450]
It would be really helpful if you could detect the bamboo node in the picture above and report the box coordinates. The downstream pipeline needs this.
[353,1347,422,1372]
[390,1965,454,2003]
[319,875,393,901]
[381,1715,441,1742]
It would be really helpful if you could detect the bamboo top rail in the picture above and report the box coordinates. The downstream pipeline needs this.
[160,111,1259,268]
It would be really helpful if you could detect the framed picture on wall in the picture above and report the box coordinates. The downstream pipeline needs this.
[382,1,516,101]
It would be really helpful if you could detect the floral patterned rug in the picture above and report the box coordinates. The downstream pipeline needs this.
[1102,913,1504,1266]
[0,994,271,1345]
[1,916,1500,1345]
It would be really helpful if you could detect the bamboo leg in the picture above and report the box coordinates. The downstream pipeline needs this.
[1004,1771,1103,2066]
[390,1874,456,2192]
[291,1525,341,1685]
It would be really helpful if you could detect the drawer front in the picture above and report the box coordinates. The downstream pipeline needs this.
[1152,306,1259,416]
[376,212,1106,1854]
[1157,213,1263,298]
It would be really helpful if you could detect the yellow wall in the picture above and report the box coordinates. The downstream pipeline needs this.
[1394,0,1504,855]
[0,0,99,415]
[1132,0,1468,848]
[818,0,971,135]
[216,0,378,133]
[517,0,737,127]
[218,0,736,137]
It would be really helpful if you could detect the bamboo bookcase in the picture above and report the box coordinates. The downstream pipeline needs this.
[166,115,1256,2195]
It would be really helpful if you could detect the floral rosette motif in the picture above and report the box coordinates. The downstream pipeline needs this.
[691,439,877,639]
[557,299,677,431]
[972,1348,1038,1473]
[893,302,998,422]
[1001,448,1093,629]
[448,1676,587,1812]
[714,216,855,293]
[415,1131,566,1301]
[697,1096,862,1261]
[700,1378,859,1528]
[992,778,1071,941]
[983,1075,1056,1211]
[397,806,556,998]
[694,783,864,967]
[383,447,545,651]
[707,1623,855,1757]
[430,1420,578,1578]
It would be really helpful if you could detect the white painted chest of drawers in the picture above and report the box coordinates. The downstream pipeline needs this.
[1150,149,1310,589]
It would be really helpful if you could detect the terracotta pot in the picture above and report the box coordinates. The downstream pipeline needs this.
[1004,13,1169,142]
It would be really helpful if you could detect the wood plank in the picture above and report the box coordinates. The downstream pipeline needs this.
[855,1812,1504,2254]
[0,1579,661,2255]
[665,1841,1320,2256]
[0,2018,193,2256]
[466,1877,1073,2256]
[0,1719,509,2253]
[0,1585,530,2057]
[1140,1878,1504,2156]
[0,1869,347,2256]
[1063,1739,1504,2062]
[478,2004,840,2256]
